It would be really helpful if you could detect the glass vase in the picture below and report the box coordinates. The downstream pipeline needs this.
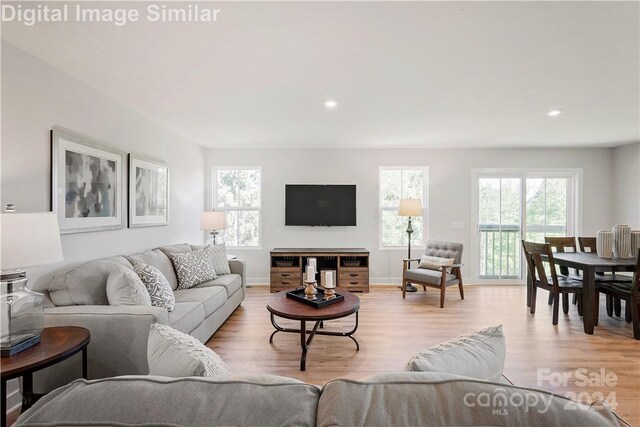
[1,271,44,356]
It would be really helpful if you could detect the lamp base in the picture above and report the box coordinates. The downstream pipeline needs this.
[404,283,418,293]
[1,335,41,357]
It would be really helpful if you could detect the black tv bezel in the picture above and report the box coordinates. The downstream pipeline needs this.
[284,184,357,227]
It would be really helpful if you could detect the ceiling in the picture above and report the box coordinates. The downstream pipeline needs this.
[2,1,639,149]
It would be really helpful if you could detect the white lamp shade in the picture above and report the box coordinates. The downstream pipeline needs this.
[398,199,423,217]
[200,211,227,231]
[0,212,64,270]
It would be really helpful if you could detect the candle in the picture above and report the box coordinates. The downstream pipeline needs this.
[308,258,317,268]
[325,271,334,287]
[306,265,315,282]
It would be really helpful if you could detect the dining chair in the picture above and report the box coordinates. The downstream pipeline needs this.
[522,241,584,325]
[578,236,632,319]
[594,249,640,339]
[544,236,582,313]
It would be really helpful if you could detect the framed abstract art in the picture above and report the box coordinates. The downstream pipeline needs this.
[50,129,126,234]
[128,155,169,227]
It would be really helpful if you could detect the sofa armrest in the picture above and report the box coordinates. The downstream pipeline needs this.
[229,259,246,294]
[34,305,168,394]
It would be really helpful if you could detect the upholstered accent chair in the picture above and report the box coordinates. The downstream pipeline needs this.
[402,240,464,308]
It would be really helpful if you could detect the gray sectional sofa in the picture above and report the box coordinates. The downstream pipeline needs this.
[15,373,627,426]
[31,243,245,393]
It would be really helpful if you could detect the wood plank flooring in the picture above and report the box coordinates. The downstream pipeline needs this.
[208,285,640,425]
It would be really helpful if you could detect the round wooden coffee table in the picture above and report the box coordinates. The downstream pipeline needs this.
[267,290,360,371]
[1,326,90,427]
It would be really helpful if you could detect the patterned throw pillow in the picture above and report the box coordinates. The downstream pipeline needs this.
[418,255,455,271]
[170,247,218,290]
[209,244,231,275]
[106,264,151,306]
[134,262,176,311]
[147,323,232,378]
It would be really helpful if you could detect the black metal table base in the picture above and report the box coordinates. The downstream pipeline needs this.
[269,312,359,371]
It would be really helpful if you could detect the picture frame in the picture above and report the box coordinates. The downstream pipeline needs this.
[128,154,169,228]
[51,129,126,234]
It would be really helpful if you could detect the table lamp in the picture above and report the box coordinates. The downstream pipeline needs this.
[201,211,228,245]
[1,206,63,356]
[398,198,422,293]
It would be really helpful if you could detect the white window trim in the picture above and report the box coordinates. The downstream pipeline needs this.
[378,166,430,251]
[470,168,583,284]
[212,166,263,250]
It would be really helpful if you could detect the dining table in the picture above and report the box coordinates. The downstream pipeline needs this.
[529,252,637,334]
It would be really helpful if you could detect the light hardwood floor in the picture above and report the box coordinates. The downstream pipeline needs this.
[208,285,640,425]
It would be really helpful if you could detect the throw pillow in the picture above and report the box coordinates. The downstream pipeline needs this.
[147,323,232,378]
[134,262,176,311]
[170,247,218,290]
[404,325,506,382]
[106,264,151,306]
[418,255,454,271]
[209,244,231,275]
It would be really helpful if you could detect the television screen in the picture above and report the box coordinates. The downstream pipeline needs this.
[285,185,356,226]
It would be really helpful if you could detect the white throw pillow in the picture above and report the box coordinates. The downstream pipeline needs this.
[209,244,231,275]
[106,265,151,306]
[170,247,218,290]
[404,325,506,382]
[147,323,232,378]
[418,255,454,271]
[134,262,176,311]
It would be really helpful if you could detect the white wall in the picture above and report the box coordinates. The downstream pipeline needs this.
[205,147,614,284]
[1,42,206,411]
[612,142,640,228]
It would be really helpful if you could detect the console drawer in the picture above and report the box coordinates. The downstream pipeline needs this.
[270,269,301,292]
[339,269,369,282]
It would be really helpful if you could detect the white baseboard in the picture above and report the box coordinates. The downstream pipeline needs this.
[248,277,472,286]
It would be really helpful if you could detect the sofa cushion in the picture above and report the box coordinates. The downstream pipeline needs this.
[209,244,231,275]
[168,302,205,333]
[159,243,193,257]
[127,249,178,290]
[170,247,218,290]
[195,274,242,296]
[134,263,176,312]
[404,325,506,382]
[40,256,133,306]
[106,265,151,307]
[317,375,623,427]
[15,376,320,427]
[147,324,231,378]
[404,268,459,286]
[174,287,227,317]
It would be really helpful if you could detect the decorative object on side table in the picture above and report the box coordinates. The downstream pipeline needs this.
[304,265,318,299]
[128,155,169,228]
[631,231,640,259]
[398,198,423,292]
[201,210,227,245]
[322,270,337,299]
[612,224,632,258]
[596,230,613,258]
[51,129,126,234]
[0,206,63,356]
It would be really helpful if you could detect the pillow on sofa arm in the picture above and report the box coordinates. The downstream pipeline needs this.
[404,325,505,382]
[147,323,231,378]
[106,265,151,306]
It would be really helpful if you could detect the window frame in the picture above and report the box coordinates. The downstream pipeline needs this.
[471,168,582,284]
[212,166,262,249]
[378,166,430,250]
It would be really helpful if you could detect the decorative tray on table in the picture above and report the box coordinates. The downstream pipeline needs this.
[286,288,344,308]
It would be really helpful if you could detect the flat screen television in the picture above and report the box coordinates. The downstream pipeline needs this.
[285,185,356,226]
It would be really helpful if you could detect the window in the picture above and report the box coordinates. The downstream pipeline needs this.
[379,167,428,248]
[475,171,577,281]
[213,167,261,247]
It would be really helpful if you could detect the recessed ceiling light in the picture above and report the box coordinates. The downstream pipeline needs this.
[325,100,337,109]
[547,109,562,117]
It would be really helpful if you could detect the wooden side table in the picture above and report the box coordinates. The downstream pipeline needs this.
[1,326,90,427]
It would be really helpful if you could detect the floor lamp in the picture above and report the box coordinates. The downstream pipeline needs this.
[398,198,422,293]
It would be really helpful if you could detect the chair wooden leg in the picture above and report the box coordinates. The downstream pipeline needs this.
[593,293,598,325]
[552,292,560,325]
[548,293,554,305]
[421,285,427,292]
[458,282,464,300]
[562,294,569,314]
[530,286,537,315]
[625,300,632,323]
[606,296,613,317]
[630,299,640,340]
[577,294,583,317]
[401,278,407,299]
[614,298,622,317]
[572,293,577,305]
[440,286,446,308]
